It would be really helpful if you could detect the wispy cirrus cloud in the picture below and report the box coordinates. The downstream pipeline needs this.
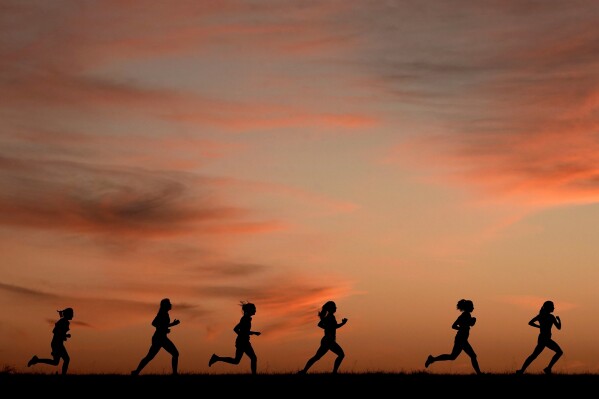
[368,1,599,209]
[1,126,244,171]
[0,155,281,238]
[1,0,373,135]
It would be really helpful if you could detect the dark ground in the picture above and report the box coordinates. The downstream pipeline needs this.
[1,372,595,397]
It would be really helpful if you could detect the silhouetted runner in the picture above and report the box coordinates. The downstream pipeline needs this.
[298,300,348,374]
[516,300,563,375]
[209,301,261,375]
[27,307,74,375]
[131,298,180,375]
[425,299,482,374]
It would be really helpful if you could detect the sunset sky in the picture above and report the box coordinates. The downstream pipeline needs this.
[2,0,599,375]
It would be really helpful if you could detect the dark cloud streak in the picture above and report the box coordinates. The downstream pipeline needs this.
[0,155,260,238]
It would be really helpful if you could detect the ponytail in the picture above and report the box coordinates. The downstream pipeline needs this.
[319,301,336,320]
[58,307,74,319]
